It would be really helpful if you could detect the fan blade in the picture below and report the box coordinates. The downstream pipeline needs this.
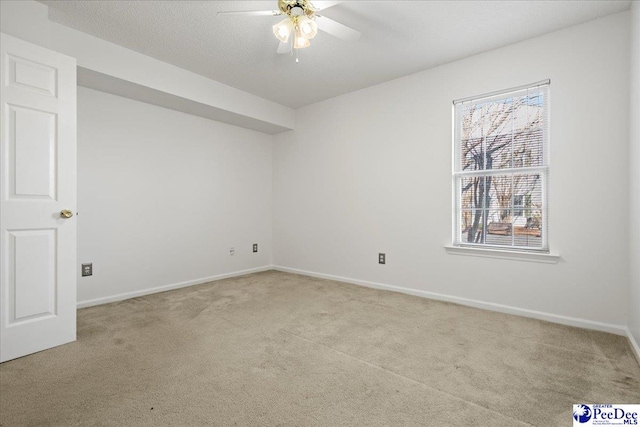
[316,15,361,41]
[277,41,290,54]
[312,1,340,11]
[217,10,281,16]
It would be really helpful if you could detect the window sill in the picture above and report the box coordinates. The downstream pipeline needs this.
[444,245,560,264]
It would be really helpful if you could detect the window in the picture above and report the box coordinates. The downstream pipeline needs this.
[453,81,549,252]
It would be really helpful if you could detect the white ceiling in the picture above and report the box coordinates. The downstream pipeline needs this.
[41,0,630,109]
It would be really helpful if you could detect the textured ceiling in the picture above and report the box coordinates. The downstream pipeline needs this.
[41,0,630,108]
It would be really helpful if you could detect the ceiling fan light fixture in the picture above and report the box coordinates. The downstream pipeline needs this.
[220,0,362,60]
[273,18,294,42]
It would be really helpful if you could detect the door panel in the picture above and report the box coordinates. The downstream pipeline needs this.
[10,229,56,322]
[10,105,57,199]
[1,33,77,362]
[7,54,58,97]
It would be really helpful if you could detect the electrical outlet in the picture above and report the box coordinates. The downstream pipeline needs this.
[82,263,93,276]
[378,253,386,264]
[253,243,258,253]
[229,247,235,256]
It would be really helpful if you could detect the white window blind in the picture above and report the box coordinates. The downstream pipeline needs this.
[453,81,550,252]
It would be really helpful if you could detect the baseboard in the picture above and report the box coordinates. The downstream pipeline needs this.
[77,265,273,309]
[272,265,628,336]
[626,327,640,365]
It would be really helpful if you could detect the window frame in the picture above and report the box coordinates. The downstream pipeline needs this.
[451,80,551,254]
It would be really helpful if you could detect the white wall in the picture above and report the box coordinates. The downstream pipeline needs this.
[273,12,631,330]
[77,87,272,305]
[629,2,640,348]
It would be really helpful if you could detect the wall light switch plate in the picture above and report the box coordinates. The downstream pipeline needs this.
[229,247,235,256]
[378,253,386,264]
[253,243,258,253]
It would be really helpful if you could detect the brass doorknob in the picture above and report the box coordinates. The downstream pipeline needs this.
[60,209,73,219]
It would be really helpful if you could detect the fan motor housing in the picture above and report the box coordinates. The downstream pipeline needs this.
[278,0,315,18]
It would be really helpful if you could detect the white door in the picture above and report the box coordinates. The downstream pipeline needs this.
[0,33,77,362]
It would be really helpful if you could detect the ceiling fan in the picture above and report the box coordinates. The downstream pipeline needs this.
[218,0,361,59]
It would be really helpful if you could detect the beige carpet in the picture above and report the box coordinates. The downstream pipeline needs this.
[1,271,638,426]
